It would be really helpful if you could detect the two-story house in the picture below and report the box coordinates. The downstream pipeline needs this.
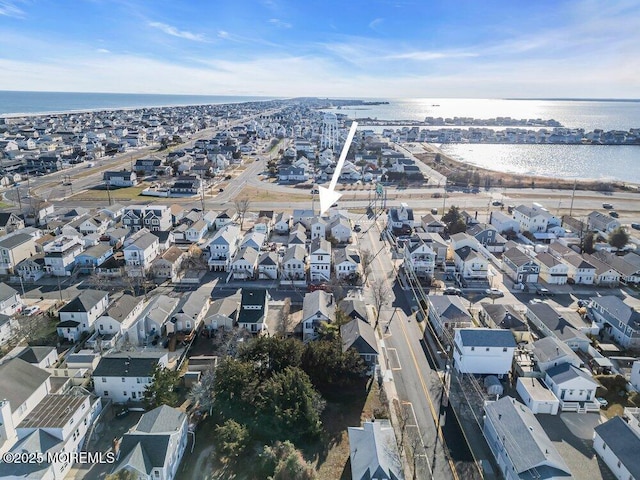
[333,247,360,280]
[0,233,37,274]
[75,243,114,274]
[237,289,269,335]
[560,254,596,285]
[230,246,259,280]
[257,252,278,280]
[403,240,436,279]
[123,232,160,276]
[302,290,334,341]
[111,405,188,480]
[428,295,473,338]
[453,328,516,376]
[589,295,640,348]
[593,416,640,480]
[341,319,378,374]
[454,246,489,281]
[43,235,84,276]
[205,224,239,272]
[387,203,414,233]
[96,294,146,339]
[587,211,620,233]
[535,252,568,285]
[0,283,22,317]
[309,237,332,282]
[152,246,186,283]
[544,363,599,412]
[479,304,530,344]
[103,170,138,187]
[501,247,540,285]
[281,245,307,281]
[92,353,168,403]
[0,212,25,235]
[57,290,110,341]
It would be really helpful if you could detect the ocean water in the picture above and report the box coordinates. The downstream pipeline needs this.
[325,98,640,183]
[0,91,277,116]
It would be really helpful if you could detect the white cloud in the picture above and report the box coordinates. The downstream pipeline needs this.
[268,18,292,29]
[385,51,479,61]
[148,21,208,42]
[368,18,383,30]
[0,0,25,18]
[96,48,110,54]
[217,30,229,39]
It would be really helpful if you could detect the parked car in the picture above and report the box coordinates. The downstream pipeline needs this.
[602,203,613,209]
[23,305,41,316]
[443,287,462,296]
[536,287,554,296]
[492,200,503,206]
[632,222,640,230]
[609,211,619,218]
[311,188,319,194]
[431,208,438,215]
[354,224,362,232]
[596,397,608,408]
[485,288,504,297]
[218,188,224,192]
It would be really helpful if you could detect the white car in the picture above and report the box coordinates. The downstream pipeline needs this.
[23,305,41,316]
[485,288,504,297]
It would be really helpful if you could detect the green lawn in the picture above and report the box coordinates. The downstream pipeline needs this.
[0,201,13,209]
[70,185,148,201]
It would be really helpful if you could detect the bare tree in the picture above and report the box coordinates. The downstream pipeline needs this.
[360,249,374,285]
[371,278,390,329]
[234,197,251,231]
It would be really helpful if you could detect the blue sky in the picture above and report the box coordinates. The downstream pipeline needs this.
[0,0,638,97]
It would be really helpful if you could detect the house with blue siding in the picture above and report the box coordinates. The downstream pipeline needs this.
[588,295,640,348]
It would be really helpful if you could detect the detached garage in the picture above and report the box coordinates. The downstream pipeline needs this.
[516,377,560,415]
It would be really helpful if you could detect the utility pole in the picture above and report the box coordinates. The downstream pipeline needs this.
[106,180,112,206]
[568,178,577,219]
[15,184,22,210]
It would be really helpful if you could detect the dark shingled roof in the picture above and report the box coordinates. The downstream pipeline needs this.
[59,289,108,313]
[116,435,170,475]
[341,319,378,355]
[16,346,56,365]
[457,328,516,348]
[93,355,160,378]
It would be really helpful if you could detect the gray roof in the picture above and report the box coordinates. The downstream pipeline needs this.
[348,420,403,480]
[116,435,170,475]
[339,298,368,322]
[457,328,516,348]
[0,313,10,327]
[0,358,51,413]
[16,346,56,365]
[235,245,259,263]
[303,290,334,321]
[535,252,561,268]
[0,282,19,302]
[135,405,186,434]
[93,354,161,378]
[174,287,211,319]
[127,232,158,250]
[283,244,306,263]
[59,289,108,313]
[103,294,143,323]
[527,302,588,343]
[79,243,112,258]
[143,295,179,327]
[341,319,378,355]
[594,416,640,479]
[334,247,359,265]
[429,296,472,323]
[481,304,527,332]
[258,251,278,266]
[0,430,61,478]
[206,294,240,320]
[530,336,577,364]
[545,363,598,386]
[503,247,536,267]
[484,396,571,478]
[0,232,33,250]
[590,295,640,329]
[562,254,595,270]
[309,236,331,254]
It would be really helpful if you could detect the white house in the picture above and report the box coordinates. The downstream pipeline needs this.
[587,211,621,233]
[489,210,519,234]
[333,247,360,280]
[593,416,640,480]
[0,283,22,317]
[205,223,240,272]
[214,208,237,230]
[96,294,146,338]
[123,232,160,276]
[57,290,110,341]
[92,353,168,403]
[403,240,436,279]
[328,216,352,243]
[257,252,278,280]
[513,204,557,233]
[348,421,403,480]
[308,217,327,240]
[453,328,516,376]
[387,203,414,232]
[273,213,290,234]
[454,246,489,281]
[483,397,572,480]
[103,170,138,187]
[237,289,269,335]
[544,363,599,412]
[530,336,583,374]
[112,405,188,480]
[516,377,560,415]
[309,237,331,282]
[561,254,596,285]
[0,233,37,274]
[302,290,334,341]
[281,245,307,281]
[185,219,208,243]
[535,252,568,285]
[230,246,259,280]
[43,235,84,276]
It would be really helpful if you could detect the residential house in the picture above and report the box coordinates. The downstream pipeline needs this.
[348,421,403,480]
[0,314,12,346]
[237,289,269,335]
[0,283,22,317]
[203,294,239,332]
[582,253,621,286]
[544,363,599,412]
[308,217,327,240]
[205,223,240,272]
[288,225,307,246]
[403,240,436,279]
[92,353,168,403]
[152,246,186,282]
[231,246,259,280]
[592,250,640,285]
[240,231,266,251]
[560,254,596,285]
[96,294,146,340]
[57,290,109,341]
[123,232,160,276]
[170,176,201,195]
[420,213,445,233]
[453,328,516,376]
[75,243,114,274]
[501,247,540,284]
[103,170,138,187]
[0,212,25,235]
[427,295,473,338]
[10,346,58,369]
[535,252,569,285]
[309,237,332,282]
[100,203,125,221]
[281,245,307,281]
[302,290,335,341]
[526,302,590,351]
[257,252,278,280]
[489,210,519,234]
[333,247,360,280]
[122,205,171,232]
[15,255,45,282]
[589,295,640,348]
[483,397,572,480]
[0,359,52,453]
[387,203,414,233]
[111,405,188,480]
[593,416,640,480]
[588,211,621,233]
[515,377,560,415]
[134,295,179,346]
[273,213,290,234]
[43,235,84,277]
[479,304,530,343]
[328,216,352,243]
[454,245,489,282]
[292,209,315,227]
[339,298,369,323]
[133,158,162,175]
[0,233,37,274]
[512,204,557,233]
[74,214,111,236]
[214,208,237,230]
[469,225,508,253]
[529,336,583,374]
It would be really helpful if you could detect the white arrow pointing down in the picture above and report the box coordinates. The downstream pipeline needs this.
[318,121,358,215]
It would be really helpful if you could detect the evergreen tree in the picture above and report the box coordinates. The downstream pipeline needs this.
[143,365,180,409]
